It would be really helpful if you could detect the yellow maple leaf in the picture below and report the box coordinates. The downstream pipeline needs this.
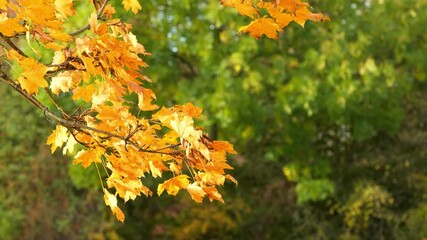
[221,0,258,19]
[170,115,194,139]
[169,162,181,175]
[54,0,75,19]
[103,189,125,222]
[73,148,102,168]
[239,17,281,39]
[46,125,69,153]
[122,0,141,14]
[7,50,48,94]
[72,84,96,102]
[198,172,226,186]
[149,161,163,178]
[62,134,78,155]
[0,13,26,36]
[137,88,158,111]
[202,186,224,203]
[50,71,73,95]
[186,182,206,203]
[157,175,190,196]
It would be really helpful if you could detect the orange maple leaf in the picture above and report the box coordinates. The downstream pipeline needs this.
[158,175,190,196]
[203,186,224,203]
[73,148,102,168]
[177,102,203,118]
[0,14,26,36]
[223,0,329,39]
[239,17,282,39]
[222,0,258,19]
[186,182,206,203]
[211,140,237,154]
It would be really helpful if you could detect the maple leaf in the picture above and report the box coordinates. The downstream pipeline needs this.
[198,172,226,186]
[0,13,26,36]
[176,102,203,118]
[170,114,194,139]
[221,0,258,19]
[103,189,125,222]
[62,134,78,155]
[239,17,282,39]
[158,175,190,196]
[7,50,48,94]
[54,0,75,19]
[186,182,206,203]
[122,0,142,14]
[294,8,330,27]
[50,71,74,95]
[169,162,182,175]
[137,88,158,111]
[278,0,308,13]
[72,84,97,102]
[149,160,164,178]
[211,140,237,154]
[203,186,224,203]
[73,148,102,168]
[46,125,69,153]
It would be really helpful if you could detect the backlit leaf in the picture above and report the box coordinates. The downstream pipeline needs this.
[7,50,48,94]
[158,175,190,196]
[122,0,142,14]
[186,182,206,203]
[46,125,69,153]
[239,17,281,39]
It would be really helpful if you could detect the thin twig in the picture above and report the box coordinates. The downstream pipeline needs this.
[94,162,105,189]
[70,0,110,36]
[43,88,70,118]
[0,34,28,57]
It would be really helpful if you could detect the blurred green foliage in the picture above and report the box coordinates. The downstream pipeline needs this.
[1,0,427,239]
[0,86,118,239]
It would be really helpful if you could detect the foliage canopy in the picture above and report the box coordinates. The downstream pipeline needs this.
[0,0,327,221]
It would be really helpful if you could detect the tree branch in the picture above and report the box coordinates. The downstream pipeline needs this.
[0,72,181,155]
[0,33,28,57]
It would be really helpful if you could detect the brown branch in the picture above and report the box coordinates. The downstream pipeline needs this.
[70,0,110,36]
[43,87,70,118]
[0,72,181,155]
[0,33,28,57]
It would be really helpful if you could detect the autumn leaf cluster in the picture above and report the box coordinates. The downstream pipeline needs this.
[222,0,329,39]
[0,0,326,222]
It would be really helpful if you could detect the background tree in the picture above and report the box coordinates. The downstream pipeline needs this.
[111,0,427,239]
